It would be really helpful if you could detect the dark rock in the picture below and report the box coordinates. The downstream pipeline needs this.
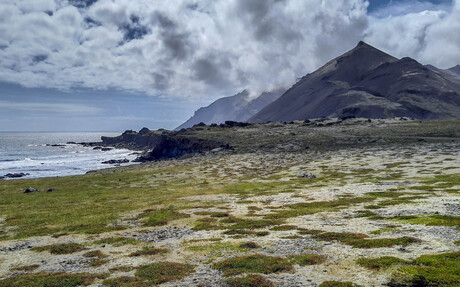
[102,159,130,164]
[1,173,29,179]
[47,188,56,192]
[66,141,77,144]
[101,147,113,151]
[93,146,102,150]
[46,144,66,147]
[296,171,316,179]
[135,135,229,162]
[24,187,39,193]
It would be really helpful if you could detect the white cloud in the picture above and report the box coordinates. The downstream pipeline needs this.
[0,0,369,100]
[0,0,458,102]
[0,101,102,114]
[365,0,460,69]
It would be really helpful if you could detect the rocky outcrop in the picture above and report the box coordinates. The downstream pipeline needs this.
[100,127,230,162]
[0,173,29,179]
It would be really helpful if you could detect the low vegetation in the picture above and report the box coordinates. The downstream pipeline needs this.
[388,252,460,286]
[311,231,421,248]
[213,254,293,276]
[318,281,358,287]
[90,236,142,247]
[289,254,327,266]
[129,246,169,257]
[356,256,408,271]
[31,243,87,255]
[135,262,195,285]
[0,273,107,287]
[225,275,274,287]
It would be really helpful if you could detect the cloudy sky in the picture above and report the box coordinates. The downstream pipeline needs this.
[0,0,458,131]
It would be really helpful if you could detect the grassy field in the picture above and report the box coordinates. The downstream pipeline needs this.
[0,120,459,286]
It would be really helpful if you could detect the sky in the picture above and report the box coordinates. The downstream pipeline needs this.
[0,0,458,131]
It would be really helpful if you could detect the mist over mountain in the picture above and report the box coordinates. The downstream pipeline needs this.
[249,42,460,123]
[175,89,284,130]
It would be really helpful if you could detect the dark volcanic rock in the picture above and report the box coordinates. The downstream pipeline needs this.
[102,159,130,164]
[24,187,39,193]
[249,41,460,122]
[135,135,228,162]
[1,173,29,179]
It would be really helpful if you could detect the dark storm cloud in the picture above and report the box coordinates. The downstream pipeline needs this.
[192,55,231,88]
[151,11,193,60]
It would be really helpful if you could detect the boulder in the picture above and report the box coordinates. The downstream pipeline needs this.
[297,171,316,179]
[24,187,39,193]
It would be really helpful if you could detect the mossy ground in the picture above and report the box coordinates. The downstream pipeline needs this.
[0,130,459,286]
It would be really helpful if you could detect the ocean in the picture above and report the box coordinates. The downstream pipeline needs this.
[0,132,138,179]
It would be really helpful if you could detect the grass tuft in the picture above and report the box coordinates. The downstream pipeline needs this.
[0,273,106,287]
[212,254,293,277]
[31,243,87,255]
[135,262,195,285]
[312,232,420,248]
[225,275,274,287]
[319,281,358,287]
[239,242,260,249]
[357,256,407,271]
[289,254,327,266]
[129,246,169,257]
[102,276,150,287]
[91,237,141,247]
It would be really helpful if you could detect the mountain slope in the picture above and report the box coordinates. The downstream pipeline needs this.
[176,89,284,130]
[249,42,460,122]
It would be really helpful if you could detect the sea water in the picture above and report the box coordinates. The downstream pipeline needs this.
[0,132,138,179]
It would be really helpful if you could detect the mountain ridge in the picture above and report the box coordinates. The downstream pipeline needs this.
[176,88,284,130]
[249,41,460,122]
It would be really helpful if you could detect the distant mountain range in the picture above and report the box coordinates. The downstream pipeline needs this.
[178,41,460,128]
[176,89,285,130]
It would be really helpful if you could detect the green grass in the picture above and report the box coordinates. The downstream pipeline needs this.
[356,256,408,270]
[138,208,190,227]
[239,241,260,249]
[194,211,230,217]
[318,281,358,287]
[0,166,202,239]
[102,276,150,287]
[83,250,108,258]
[221,217,284,230]
[270,225,298,231]
[129,246,169,257]
[135,262,195,285]
[390,214,460,228]
[225,275,274,287]
[186,241,244,254]
[213,254,293,277]
[288,254,327,266]
[389,252,460,287]
[31,243,87,255]
[0,273,107,287]
[311,232,421,248]
[91,236,142,247]
[409,173,460,191]
[10,264,40,271]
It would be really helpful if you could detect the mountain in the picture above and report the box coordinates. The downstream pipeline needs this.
[249,41,460,122]
[448,65,460,75]
[176,89,284,130]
